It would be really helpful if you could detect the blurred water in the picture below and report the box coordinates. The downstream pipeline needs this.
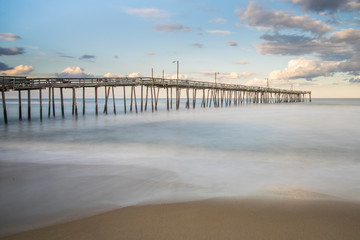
[1,98,360,235]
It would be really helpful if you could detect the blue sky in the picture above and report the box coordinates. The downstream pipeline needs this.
[1,0,360,97]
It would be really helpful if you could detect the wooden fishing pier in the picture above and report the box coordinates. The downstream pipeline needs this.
[1,76,311,124]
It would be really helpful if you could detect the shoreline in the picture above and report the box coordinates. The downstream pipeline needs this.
[2,197,360,240]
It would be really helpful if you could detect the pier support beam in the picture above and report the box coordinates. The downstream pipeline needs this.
[60,88,64,118]
[52,87,55,117]
[39,89,42,121]
[123,86,126,114]
[48,88,51,118]
[83,87,86,115]
[2,90,7,124]
[95,87,98,115]
[27,90,31,121]
[18,91,22,120]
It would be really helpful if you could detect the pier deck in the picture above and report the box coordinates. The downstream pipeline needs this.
[1,76,311,124]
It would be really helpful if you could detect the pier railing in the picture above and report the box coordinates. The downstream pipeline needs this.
[1,76,309,95]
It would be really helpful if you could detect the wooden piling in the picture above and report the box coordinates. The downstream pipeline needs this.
[27,90,31,120]
[141,85,143,112]
[166,87,169,111]
[202,89,205,108]
[155,87,160,111]
[60,88,64,118]
[170,87,173,109]
[2,90,7,124]
[103,86,110,114]
[186,87,189,109]
[95,87,98,115]
[123,86,126,114]
[39,89,42,121]
[112,86,116,115]
[130,86,133,112]
[72,87,78,117]
[150,85,154,112]
[133,86,138,113]
[48,87,51,118]
[83,87,85,115]
[18,91,22,120]
[176,88,181,110]
[52,87,55,117]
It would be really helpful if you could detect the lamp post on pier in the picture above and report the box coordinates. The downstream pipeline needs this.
[215,72,219,84]
[172,60,179,84]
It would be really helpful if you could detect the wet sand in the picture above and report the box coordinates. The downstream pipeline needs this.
[2,198,360,240]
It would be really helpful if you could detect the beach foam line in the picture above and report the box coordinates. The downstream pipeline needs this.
[1,197,360,240]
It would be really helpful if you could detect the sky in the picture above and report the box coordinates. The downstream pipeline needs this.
[1,0,360,97]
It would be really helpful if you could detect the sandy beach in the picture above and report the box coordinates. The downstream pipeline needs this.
[2,198,360,240]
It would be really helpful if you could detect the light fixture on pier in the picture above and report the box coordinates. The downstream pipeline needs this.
[215,72,220,84]
[172,60,179,84]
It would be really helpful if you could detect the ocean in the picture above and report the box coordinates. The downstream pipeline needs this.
[1,98,360,235]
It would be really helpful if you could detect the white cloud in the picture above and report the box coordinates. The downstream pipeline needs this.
[268,58,340,81]
[128,72,140,78]
[0,33,21,41]
[223,72,253,79]
[104,72,122,78]
[210,18,227,24]
[0,64,34,76]
[227,41,238,46]
[154,24,191,32]
[55,67,94,78]
[124,8,169,18]
[244,78,268,87]
[207,30,231,35]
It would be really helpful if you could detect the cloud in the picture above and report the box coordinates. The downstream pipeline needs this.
[227,41,238,46]
[0,64,34,76]
[154,24,191,32]
[0,62,12,71]
[206,30,231,35]
[258,29,360,61]
[237,1,334,35]
[193,43,203,48]
[55,67,94,78]
[349,76,360,83]
[104,72,122,78]
[147,52,156,56]
[128,72,140,78]
[268,51,360,81]
[125,8,169,18]
[0,47,24,56]
[79,54,96,60]
[339,52,360,72]
[268,58,340,81]
[49,59,61,62]
[210,18,227,24]
[244,78,268,87]
[0,33,21,41]
[234,61,249,64]
[285,0,360,12]
[59,55,74,58]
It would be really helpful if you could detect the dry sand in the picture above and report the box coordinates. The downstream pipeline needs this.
[1,198,360,240]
